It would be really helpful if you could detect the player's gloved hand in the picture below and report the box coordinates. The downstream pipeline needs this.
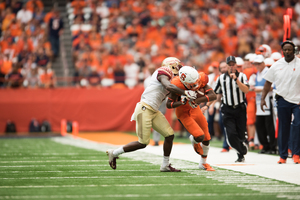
[188,100,198,108]
[180,95,188,105]
[184,90,197,100]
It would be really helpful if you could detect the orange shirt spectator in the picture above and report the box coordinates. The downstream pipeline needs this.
[1,57,13,75]
[221,31,238,56]
[26,0,44,13]
[44,9,54,24]
[40,68,55,88]
[2,8,15,31]
[0,1,5,11]
[9,20,22,37]
[15,36,34,53]
[88,31,102,50]
[71,0,86,14]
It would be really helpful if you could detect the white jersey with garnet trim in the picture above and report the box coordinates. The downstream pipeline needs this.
[141,67,173,111]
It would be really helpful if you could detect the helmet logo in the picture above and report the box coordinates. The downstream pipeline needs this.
[180,73,186,81]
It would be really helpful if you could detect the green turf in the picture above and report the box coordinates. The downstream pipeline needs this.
[0,138,297,200]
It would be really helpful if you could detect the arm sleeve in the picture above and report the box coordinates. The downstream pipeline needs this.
[263,66,275,83]
[157,67,173,81]
[241,73,249,87]
[214,76,222,94]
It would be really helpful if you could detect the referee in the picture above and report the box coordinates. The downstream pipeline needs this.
[214,56,250,162]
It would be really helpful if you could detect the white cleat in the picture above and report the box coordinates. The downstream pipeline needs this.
[160,164,181,172]
[106,149,119,170]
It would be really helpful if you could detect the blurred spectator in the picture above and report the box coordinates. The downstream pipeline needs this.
[29,118,40,132]
[26,0,44,13]
[35,47,50,68]
[33,7,45,24]
[9,18,22,38]
[21,54,36,77]
[87,67,101,87]
[16,4,32,25]
[24,65,40,88]
[17,43,32,65]
[2,7,15,32]
[251,55,276,154]
[48,10,63,58]
[113,61,125,84]
[5,63,23,88]
[1,54,13,75]
[124,57,140,87]
[39,67,55,88]
[11,0,23,15]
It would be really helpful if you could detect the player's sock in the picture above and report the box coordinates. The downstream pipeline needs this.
[162,156,169,167]
[113,147,124,157]
[200,156,207,165]
[202,144,209,155]
[200,144,209,165]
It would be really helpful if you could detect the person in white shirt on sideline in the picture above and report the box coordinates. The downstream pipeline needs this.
[261,40,300,164]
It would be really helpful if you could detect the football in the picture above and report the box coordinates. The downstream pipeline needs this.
[196,88,205,98]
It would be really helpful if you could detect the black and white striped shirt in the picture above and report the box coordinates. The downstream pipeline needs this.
[214,72,249,106]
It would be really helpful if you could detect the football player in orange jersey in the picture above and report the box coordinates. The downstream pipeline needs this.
[167,66,217,171]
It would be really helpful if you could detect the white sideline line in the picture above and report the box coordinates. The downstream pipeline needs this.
[0,193,276,199]
[0,160,139,163]
[0,153,96,156]
[0,176,197,180]
[0,170,158,173]
[0,183,232,188]
[0,164,153,168]
[0,184,291,189]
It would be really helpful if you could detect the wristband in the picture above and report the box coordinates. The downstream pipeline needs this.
[204,105,209,109]
[170,102,174,108]
[205,95,209,102]
[234,78,237,81]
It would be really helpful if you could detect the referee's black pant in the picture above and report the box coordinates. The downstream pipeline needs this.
[221,103,247,156]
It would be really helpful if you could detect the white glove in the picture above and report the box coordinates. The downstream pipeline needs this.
[184,90,197,100]
[180,95,188,105]
[189,100,198,108]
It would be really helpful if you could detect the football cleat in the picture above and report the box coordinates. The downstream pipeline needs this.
[277,158,286,164]
[189,135,203,155]
[106,149,119,170]
[160,164,181,172]
[221,148,229,152]
[235,157,245,163]
[293,155,299,164]
[200,163,215,171]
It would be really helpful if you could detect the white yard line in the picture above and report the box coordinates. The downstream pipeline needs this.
[0,193,277,199]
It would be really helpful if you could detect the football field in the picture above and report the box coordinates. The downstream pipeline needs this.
[0,135,299,200]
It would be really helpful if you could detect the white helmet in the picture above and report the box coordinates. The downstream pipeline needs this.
[264,57,275,67]
[271,52,282,61]
[235,57,244,66]
[255,44,272,58]
[161,57,182,76]
[179,66,200,90]
[244,53,256,61]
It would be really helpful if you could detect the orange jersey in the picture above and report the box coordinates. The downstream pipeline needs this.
[171,74,211,140]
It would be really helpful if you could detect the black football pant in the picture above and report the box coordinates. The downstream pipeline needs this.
[256,115,276,152]
[221,104,247,156]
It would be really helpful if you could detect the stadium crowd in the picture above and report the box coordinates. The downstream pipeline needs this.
[0,0,59,88]
[0,0,300,88]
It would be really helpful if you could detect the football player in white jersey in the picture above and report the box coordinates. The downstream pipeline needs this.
[106,57,197,172]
